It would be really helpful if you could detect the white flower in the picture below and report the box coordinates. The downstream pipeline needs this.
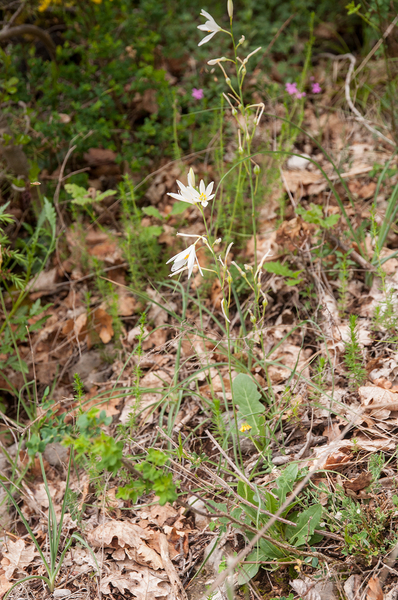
[192,179,215,207]
[166,244,203,279]
[167,169,215,208]
[167,179,197,204]
[197,10,222,46]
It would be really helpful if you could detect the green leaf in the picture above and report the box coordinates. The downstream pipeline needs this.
[296,203,339,230]
[263,261,303,281]
[170,201,190,215]
[275,463,298,505]
[142,206,162,219]
[286,504,322,547]
[233,374,265,437]
[96,189,117,202]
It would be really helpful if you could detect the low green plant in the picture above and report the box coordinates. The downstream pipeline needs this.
[210,462,323,584]
[0,453,98,597]
[263,261,304,287]
[117,448,178,506]
[296,203,340,230]
[344,314,367,387]
[0,198,56,415]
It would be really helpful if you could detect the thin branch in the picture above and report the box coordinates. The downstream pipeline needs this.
[0,25,56,61]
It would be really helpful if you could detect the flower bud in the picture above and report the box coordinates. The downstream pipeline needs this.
[225,77,231,85]
[232,108,237,116]
[253,164,260,175]
[227,274,233,284]
[227,0,233,18]
[249,310,256,325]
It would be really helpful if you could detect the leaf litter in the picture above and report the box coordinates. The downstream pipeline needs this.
[4,24,398,600]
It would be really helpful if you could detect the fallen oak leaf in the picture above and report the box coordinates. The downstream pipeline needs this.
[367,576,383,600]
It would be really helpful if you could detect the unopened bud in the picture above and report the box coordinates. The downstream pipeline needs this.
[249,310,256,325]
[253,164,260,175]
[232,108,237,116]
[239,35,245,43]
[225,77,231,85]
[227,274,233,284]
[227,0,233,18]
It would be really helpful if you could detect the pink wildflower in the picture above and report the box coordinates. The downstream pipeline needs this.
[311,82,322,94]
[285,82,298,95]
[192,88,204,100]
[296,91,306,99]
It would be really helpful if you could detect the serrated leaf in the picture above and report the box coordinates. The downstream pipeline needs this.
[286,504,322,547]
[233,374,265,436]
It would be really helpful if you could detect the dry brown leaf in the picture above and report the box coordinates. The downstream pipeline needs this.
[118,293,136,316]
[27,267,58,293]
[367,576,383,600]
[84,148,117,165]
[323,422,342,442]
[267,343,310,383]
[343,472,373,493]
[0,572,12,597]
[359,386,398,418]
[281,169,323,193]
[100,564,170,598]
[88,521,163,570]
[1,539,36,580]
[290,578,321,600]
[91,307,114,344]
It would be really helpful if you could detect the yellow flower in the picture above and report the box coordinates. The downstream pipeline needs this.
[239,423,252,433]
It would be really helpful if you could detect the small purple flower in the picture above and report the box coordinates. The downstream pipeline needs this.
[311,82,322,94]
[296,91,306,99]
[285,82,298,95]
[192,88,204,100]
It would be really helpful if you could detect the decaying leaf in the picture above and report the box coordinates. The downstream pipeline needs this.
[88,521,163,570]
[343,472,373,493]
[289,577,321,600]
[359,386,398,418]
[1,539,36,580]
[366,576,383,600]
[100,564,170,598]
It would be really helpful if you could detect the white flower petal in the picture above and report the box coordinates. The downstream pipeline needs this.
[206,181,214,195]
[198,31,217,46]
[167,192,195,204]
[200,9,213,20]
[188,168,195,188]
[199,180,205,194]
[187,249,196,278]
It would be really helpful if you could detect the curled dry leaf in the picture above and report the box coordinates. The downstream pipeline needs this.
[1,539,36,580]
[367,576,383,600]
[359,386,398,418]
[88,521,163,570]
[290,577,321,600]
[100,564,170,598]
[343,472,373,493]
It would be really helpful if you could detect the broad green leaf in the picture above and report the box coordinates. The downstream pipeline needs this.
[233,374,265,437]
[275,463,298,505]
[142,206,162,219]
[171,201,190,215]
[286,504,322,547]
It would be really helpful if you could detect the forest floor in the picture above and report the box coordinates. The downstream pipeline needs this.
[2,42,398,600]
